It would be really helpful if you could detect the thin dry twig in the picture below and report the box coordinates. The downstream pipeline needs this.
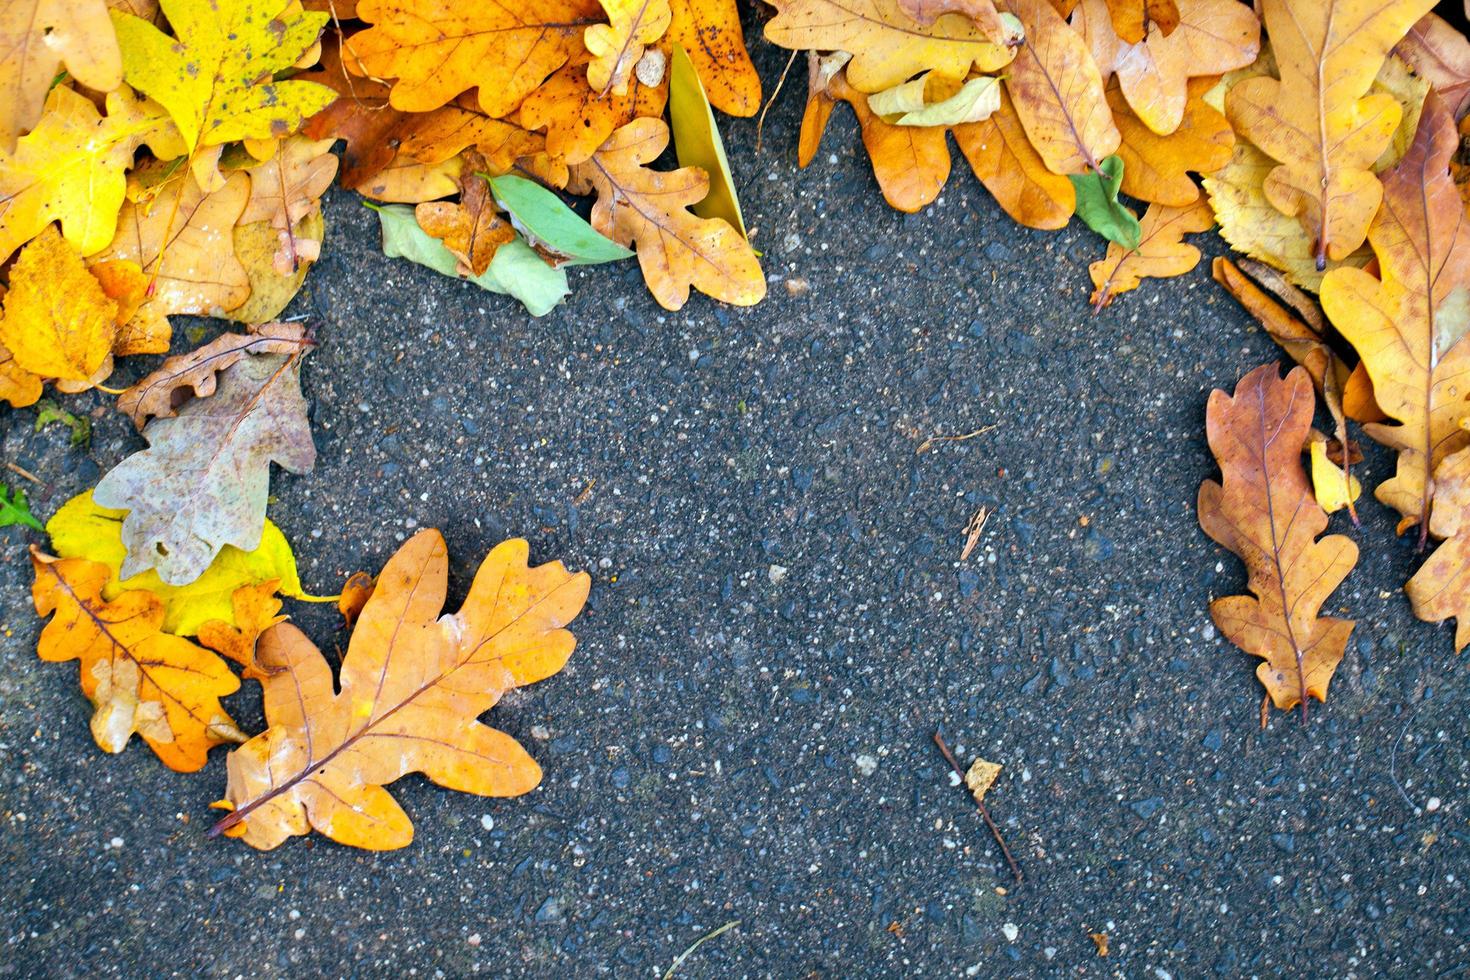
[663,920,740,980]
[916,423,998,455]
[5,461,43,486]
[756,50,800,156]
[932,731,1022,883]
[959,506,991,561]
[573,479,596,505]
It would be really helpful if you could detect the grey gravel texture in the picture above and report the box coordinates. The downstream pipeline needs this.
[2,22,1469,979]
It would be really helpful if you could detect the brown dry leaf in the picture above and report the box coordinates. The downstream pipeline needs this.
[667,0,761,115]
[30,549,244,771]
[1227,0,1437,266]
[586,0,671,96]
[0,0,123,152]
[93,171,251,316]
[1198,363,1359,718]
[764,0,1015,94]
[0,225,118,382]
[301,34,405,189]
[1076,0,1259,136]
[338,571,376,629]
[952,89,1076,229]
[1320,95,1470,541]
[1110,76,1232,206]
[210,530,590,850]
[239,137,339,239]
[1088,198,1214,307]
[964,756,1002,803]
[520,55,669,167]
[828,71,951,212]
[1406,444,1470,650]
[414,173,514,277]
[116,322,313,430]
[90,260,172,356]
[1103,0,1178,44]
[569,117,765,310]
[198,581,287,681]
[1396,13,1470,122]
[346,0,602,116]
[1001,0,1120,176]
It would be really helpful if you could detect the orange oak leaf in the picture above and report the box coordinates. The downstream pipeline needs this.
[0,0,123,152]
[209,530,590,851]
[345,0,602,117]
[1088,198,1214,307]
[521,55,669,168]
[395,95,559,179]
[414,172,515,276]
[568,117,765,309]
[1198,364,1359,719]
[1000,0,1120,176]
[824,70,952,213]
[301,35,405,189]
[338,571,377,629]
[952,88,1076,229]
[1102,0,1179,44]
[667,0,761,116]
[1227,0,1437,266]
[1109,76,1232,206]
[198,581,288,681]
[30,548,244,771]
[1076,0,1258,136]
[1406,441,1470,650]
[1319,94,1470,542]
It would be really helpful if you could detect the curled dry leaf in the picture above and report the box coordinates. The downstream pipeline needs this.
[1396,13,1470,121]
[338,571,377,629]
[1320,95,1470,541]
[764,0,1014,94]
[95,346,316,585]
[569,118,765,310]
[0,0,123,151]
[1088,198,1214,308]
[0,226,117,382]
[117,322,314,430]
[211,530,590,851]
[585,0,672,96]
[1109,76,1232,207]
[0,84,184,263]
[346,0,601,116]
[1198,364,1358,718]
[1226,0,1437,266]
[197,582,287,681]
[30,549,244,771]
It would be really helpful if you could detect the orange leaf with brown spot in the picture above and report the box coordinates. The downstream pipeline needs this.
[414,173,515,277]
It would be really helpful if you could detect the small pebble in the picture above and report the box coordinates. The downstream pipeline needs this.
[1001,922,1019,942]
[480,814,495,831]
[768,564,789,584]
[1427,797,1442,812]
[855,754,879,777]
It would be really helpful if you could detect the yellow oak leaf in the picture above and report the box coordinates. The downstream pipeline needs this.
[47,489,307,636]
[30,548,245,771]
[112,0,335,190]
[1075,0,1258,136]
[210,531,590,851]
[1001,0,1120,176]
[346,0,602,117]
[568,117,765,309]
[1088,198,1214,307]
[1110,76,1232,206]
[0,225,117,381]
[765,0,1014,94]
[0,84,184,263]
[92,171,252,316]
[667,0,760,116]
[1320,94,1470,542]
[1227,0,1437,266]
[586,0,671,96]
[0,0,123,151]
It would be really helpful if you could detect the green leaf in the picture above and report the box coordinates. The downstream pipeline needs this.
[369,202,570,317]
[668,44,747,238]
[1069,155,1142,250]
[34,398,91,447]
[486,174,632,266]
[0,482,43,531]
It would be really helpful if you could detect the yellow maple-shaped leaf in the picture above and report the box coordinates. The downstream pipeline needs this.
[586,0,671,96]
[112,0,335,189]
[46,489,305,636]
[1320,95,1470,541]
[0,0,123,151]
[30,548,244,771]
[1075,0,1258,136]
[0,226,117,381]
[765,0,1014,94]
[92,170,252,315]
[1089,198,1214,307]
[198,582,287,681]
[1227,0,1437,266]
[667,0,760,116]
[568,117,765,310]
[346,0,602,117]
[211,530,590,850]
[1001,0,1120,176]
[0,85,184,263]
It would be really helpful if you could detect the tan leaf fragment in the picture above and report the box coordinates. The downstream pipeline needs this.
[414,173,515,277]
[667,0,761,115]
[964,757,1002,803]
[1088,198,1214,307]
